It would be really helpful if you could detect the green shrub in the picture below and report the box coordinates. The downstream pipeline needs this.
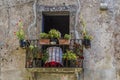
[64,34,71,39]
[40,33,49,39]
[49,29,61,39]
[63,50,77,60]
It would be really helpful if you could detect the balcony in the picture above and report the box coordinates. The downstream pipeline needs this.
[25,39,83,73]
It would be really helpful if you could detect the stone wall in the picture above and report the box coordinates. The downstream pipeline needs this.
[0,1,34,80]
[0,0,120,80]
[80,0,116,80]
[114,0,120,80]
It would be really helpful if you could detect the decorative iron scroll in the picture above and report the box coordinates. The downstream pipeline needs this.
[36,4,77,12]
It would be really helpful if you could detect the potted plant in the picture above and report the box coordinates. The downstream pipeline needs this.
[59,34,71,45]
[82,34,93,48]
[15,20,26,48]
[48,29,61,44]
[39,32,50,44]
[63,50,77,67]
[80,15,93,48]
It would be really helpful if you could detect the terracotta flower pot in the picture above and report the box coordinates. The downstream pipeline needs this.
[59,39,70,45]
[39,39,50,45]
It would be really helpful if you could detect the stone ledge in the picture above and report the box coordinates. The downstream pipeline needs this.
[26,68,82,73]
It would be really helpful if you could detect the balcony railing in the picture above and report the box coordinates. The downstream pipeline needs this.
[25,39,84,68]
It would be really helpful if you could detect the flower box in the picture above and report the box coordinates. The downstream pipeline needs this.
[59,39,70,45]
[39,39,50,45]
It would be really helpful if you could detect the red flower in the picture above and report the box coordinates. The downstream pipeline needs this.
[80,56,84,59]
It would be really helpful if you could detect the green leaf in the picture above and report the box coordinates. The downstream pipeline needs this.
[29,45,34,50]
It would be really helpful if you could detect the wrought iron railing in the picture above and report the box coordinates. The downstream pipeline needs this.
[25,39,84,68]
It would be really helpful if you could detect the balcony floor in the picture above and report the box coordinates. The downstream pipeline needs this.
[26,68,82,73]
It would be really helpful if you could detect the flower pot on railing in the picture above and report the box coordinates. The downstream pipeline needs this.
[50,38,59,44]
[59,39,70,45]
[39,29,71,45]
[39,39,50,45]
[82,35,92,48]
[63,50,77,67]
[40,32,50,45]
[82,39,91,48]
[15,20,27,48]
[19,39,26,48]
[59,34,71,45]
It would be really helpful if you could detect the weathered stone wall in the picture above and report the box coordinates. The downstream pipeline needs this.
[0,1,34,80]
[114,0,120,80]
[0,0,120,80]
[80,0,116,79]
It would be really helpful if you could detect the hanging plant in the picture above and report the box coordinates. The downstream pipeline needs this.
[82,35,93,48]
[80,15,93,48]
[15,20,26,48]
